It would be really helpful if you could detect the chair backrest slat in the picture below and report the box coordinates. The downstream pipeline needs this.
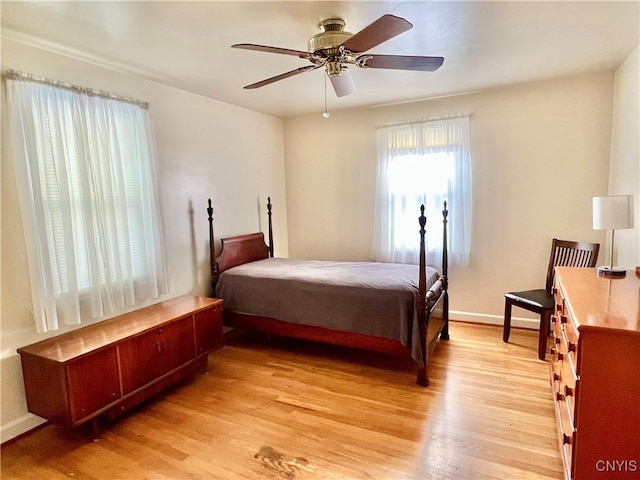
[545,239,600,292]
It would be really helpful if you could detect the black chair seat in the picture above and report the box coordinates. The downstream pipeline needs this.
[504,290,554,310]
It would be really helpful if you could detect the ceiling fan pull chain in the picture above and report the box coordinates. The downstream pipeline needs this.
[323,74,330,118]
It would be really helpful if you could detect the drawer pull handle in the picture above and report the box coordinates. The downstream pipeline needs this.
[565,385,574,397]
[554,335,561,345]
[560,315,568,324]
[553,372,560,382]
[567,341,576,352]
[562,433,572,445]
[556,392,566,402]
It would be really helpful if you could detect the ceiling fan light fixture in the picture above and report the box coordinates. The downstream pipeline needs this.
[329,67,356,97]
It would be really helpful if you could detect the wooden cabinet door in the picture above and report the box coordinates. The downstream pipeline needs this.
[194,305,223,355]
[119,316,195,395]
[119,328,165,395]
[161,315,197,370]
[67,347,120,424]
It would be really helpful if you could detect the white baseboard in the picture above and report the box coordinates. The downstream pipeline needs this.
[449,310,539,330]
[1,414,46,444]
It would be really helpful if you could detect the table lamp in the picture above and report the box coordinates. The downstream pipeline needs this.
[592,194,634,276]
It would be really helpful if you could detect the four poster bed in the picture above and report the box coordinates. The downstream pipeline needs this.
[207,198,449,386]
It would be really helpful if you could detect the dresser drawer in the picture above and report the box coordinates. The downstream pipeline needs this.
[553,286,565,315]
[551,337,576,416]
[551,314,563,342]
[561,314,578,363]
[551,362,574,476]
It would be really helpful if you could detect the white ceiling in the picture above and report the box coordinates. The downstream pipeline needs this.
[2,1,639,118]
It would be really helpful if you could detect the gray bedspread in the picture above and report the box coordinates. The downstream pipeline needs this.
[216,257,442,366]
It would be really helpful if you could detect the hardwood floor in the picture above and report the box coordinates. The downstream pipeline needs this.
[1,322,563,479]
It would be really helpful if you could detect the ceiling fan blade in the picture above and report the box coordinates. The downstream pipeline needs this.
[232,43,312,59]
[243,65,319,89]
[341,14,412,54]
[329,69,357,97]
[358,54,444,71]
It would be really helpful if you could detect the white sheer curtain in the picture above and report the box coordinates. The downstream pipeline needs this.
[372,116,472,266]
[6,74,169,333]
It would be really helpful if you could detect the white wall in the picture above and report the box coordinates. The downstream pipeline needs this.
[0,38,289,442]
[608,45,640,268]
[284,72,614,325]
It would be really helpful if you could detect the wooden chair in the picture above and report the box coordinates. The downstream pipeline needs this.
[502,239,600,360]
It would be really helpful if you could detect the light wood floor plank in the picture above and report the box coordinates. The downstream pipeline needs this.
[1,322,563,479]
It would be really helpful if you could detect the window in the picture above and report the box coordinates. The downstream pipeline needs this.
[372,116,472,266]
[5,71,169,332]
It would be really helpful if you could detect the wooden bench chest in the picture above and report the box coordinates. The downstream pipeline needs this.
[17,295,223,428]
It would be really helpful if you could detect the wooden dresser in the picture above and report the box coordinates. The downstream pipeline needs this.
[550,267,639,480]
[17,295,223,428]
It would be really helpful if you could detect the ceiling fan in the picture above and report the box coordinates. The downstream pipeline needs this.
[232,14,444,98]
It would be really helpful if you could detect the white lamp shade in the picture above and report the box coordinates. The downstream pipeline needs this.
[329,68,356,97]
[592,195,634,230]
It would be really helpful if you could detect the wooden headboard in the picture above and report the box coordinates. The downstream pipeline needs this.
[208,197,274,293]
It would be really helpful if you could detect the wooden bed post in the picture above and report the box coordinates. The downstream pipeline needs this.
[417,204,428,386]
[267,196,274,258]
[208,199,220,295]
[440,201,450,340]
